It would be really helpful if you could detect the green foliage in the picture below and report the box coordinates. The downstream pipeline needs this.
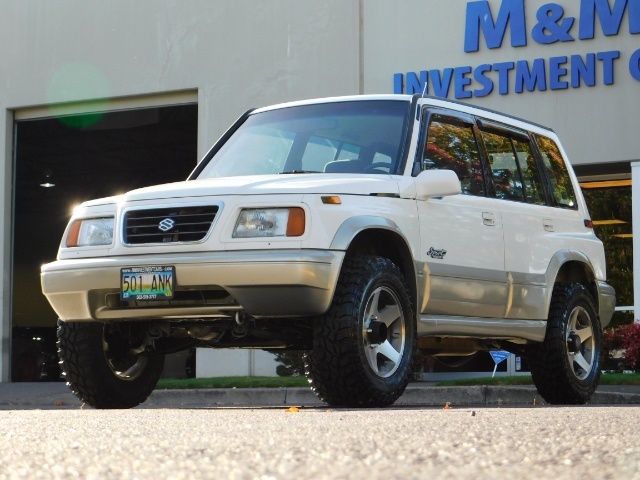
[436,373,640,387]
[156,376,309,389]
[273,351,306,377]
[436,376,534,387]
[155,372,640,390]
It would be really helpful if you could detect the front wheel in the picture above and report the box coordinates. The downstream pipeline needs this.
[57,320,164,409]
[305,256,416,407]
[527,283,602,404]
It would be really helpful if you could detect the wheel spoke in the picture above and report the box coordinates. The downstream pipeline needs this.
[575,324,593,344]
[377,303,401,327]
[366,289,382,319]
[364,344,381,375]
[568,308,581,330]
[573,351,592,374]
[375,340,402,367]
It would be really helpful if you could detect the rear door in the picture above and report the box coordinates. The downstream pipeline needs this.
[475,121,586,320]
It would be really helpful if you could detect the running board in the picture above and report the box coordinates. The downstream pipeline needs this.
[418,315,547,343]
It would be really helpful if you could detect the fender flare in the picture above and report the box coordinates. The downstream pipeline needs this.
[329,215,408,251]
[329,215,420,309]
[544,250,599,315]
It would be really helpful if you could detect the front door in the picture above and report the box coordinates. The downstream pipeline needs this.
[417,108,507,318]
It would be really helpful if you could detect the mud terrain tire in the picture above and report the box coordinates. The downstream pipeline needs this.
[305,256,416,407]
[57,320,164,409]
[527,282,602,404]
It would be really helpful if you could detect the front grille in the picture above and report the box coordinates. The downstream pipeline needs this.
[123,205,219,244]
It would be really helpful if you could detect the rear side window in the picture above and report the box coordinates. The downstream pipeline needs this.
[513,138,545,205]
[423,117,485,196]
[535,134,577,209]
[480,129,546,205]
[480,130,524,202]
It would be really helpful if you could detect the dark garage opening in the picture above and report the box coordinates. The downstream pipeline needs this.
[12,104,198,381]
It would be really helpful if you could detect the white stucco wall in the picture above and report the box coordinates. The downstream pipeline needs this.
[196,349,280,377]
[1,0,361,154]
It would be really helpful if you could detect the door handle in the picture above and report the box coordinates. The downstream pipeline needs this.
[482,212,496,226]
[543,218,554,232]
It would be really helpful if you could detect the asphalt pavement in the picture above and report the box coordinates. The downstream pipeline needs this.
[1,381,639,408]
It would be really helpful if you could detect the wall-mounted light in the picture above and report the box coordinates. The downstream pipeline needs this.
[40,171,55,188]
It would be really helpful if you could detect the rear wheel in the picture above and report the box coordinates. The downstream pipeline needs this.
[527,283,602,404]
[57,320,164,409]
[305,256,416,407]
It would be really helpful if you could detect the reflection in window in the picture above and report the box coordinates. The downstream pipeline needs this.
[424,118,485,196]
[480,130,546,205]
[513,138,545,205]
[536,134,577,209]
[198,100,410,178]
[481,130,524,202]
[581,180,633,328]
[206,126,294,177]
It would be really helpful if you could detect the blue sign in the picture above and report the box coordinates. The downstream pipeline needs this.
[490,350,512,365]
[393,0,640,97]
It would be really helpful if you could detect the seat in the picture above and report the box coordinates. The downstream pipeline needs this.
[324,159,366,173]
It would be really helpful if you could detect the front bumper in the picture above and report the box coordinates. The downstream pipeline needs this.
[41,249,344,321]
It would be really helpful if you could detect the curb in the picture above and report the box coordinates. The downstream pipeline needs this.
[144,385,640,408]
[2,384,640,408]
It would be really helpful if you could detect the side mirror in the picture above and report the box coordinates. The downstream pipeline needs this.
[415,169,462,200]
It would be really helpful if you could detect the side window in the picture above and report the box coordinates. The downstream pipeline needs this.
[480,130,524,202]
[480,129,546,205]
[535,134,577,209]
[513,138,545,205]
[424,117,485,196]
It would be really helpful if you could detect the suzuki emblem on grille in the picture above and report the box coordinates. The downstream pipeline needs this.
[158,218,176,232]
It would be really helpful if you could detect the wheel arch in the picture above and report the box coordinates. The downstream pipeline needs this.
[330,216,418,311]
[546,250,599,318]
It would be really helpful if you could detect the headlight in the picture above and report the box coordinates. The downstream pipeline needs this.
[65,217,114,247]
[233,208,305,238]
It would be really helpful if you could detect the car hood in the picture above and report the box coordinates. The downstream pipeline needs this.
[87,174,401,204]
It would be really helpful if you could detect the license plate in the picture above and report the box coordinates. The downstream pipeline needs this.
[121,266,175,301]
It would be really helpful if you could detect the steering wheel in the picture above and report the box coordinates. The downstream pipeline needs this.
[363,162,391,173]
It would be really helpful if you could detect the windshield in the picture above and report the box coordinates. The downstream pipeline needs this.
[197,100,411,178]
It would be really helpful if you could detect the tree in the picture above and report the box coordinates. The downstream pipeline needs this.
[274,351,305,376]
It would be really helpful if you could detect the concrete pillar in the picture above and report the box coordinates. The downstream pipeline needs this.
[633,162,640,323]
[0,109,12,381]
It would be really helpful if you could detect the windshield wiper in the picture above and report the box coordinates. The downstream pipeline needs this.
[279,170,322,174]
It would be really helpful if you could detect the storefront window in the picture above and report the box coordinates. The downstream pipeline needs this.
[580,180,633,328]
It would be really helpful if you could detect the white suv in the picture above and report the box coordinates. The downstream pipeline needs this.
[41,95,616,408]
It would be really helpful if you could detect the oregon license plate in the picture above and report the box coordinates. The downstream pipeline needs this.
[120,266,175,301]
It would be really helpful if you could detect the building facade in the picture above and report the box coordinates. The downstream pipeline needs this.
[0,0,636,381]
